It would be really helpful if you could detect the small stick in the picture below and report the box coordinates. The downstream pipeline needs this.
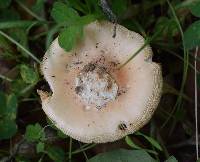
[100,0,117,38]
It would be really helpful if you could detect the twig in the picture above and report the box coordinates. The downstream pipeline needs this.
[99,0,117,38]
[195,47,199,160]
[0,74,13,82]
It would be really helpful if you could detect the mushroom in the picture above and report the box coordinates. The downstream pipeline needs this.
[38,21,163,143]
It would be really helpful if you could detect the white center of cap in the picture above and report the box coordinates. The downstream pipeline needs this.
[75,63,118,109]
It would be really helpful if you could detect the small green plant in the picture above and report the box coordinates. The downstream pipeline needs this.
[0,92,17,140]
[50,1,102,51]
[24,123,66,162]
[87,149,177,162]
[184,1,200,50]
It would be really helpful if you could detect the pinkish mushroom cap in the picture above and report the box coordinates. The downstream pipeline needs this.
[38,21,163,143]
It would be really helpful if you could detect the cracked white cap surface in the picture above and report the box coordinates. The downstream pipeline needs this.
[75,63,118,108]
[38,20,163,143]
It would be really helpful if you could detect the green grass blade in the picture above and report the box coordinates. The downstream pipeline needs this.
[0,30,41,63]
[0,21,38,29]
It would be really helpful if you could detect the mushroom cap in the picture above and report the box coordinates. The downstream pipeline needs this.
[39,21,163,143]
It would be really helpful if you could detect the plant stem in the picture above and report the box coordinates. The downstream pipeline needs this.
[195,47,199,160]
[69,137,72,162]
[119,26,163,69]
[118,38,150,69]
[162,0,189,128]
[71,143,96,155]
[0,30,41,63]
[0,74,12,82]
[78,142,88,161]
[15,0,44,21]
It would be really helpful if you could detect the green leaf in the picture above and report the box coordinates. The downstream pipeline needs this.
[165,156,178,162]
[154,17,178,39]
[87,149,156,162]
[46,146,65,162]
[189,1,200,17]
[11,78,29,96]
[0,35,13,53]
[76,14,98,26]
[46,117,57,130]
[0,91,7,115]
[125,136,141,149]
[11,28,29,57]
[20,64,39,84]
[0,119,17,139]
[0,0,11,9]
[112,0,127,16]
[32,0,44,16]
[6,94,17,120]
[0,93,17,120]
[36,142,45,153]
[25,123,45,142]
[0,9,20,22]
[85,0,102,14]
[58,25,83,51]
[0,21,36,29]
[51,2,80,24]
[46,24,61,49]
[135,132,162,151]
[67,0,88,13]
[15,156,30,162]
[122,20,144,34]
[57,130,68,139]
[184,20,200,50]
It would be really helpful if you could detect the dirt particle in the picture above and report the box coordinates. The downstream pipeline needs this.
[82,63,96,72]
[118,88,127,96]
[110,61,120,67]
[96,43,99,48]
[107,77,112,89]
[96,66,107,78]
[118,123,127,131]
[74,61,83,65]
[75,86,83,94]
[65,81,69,85]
